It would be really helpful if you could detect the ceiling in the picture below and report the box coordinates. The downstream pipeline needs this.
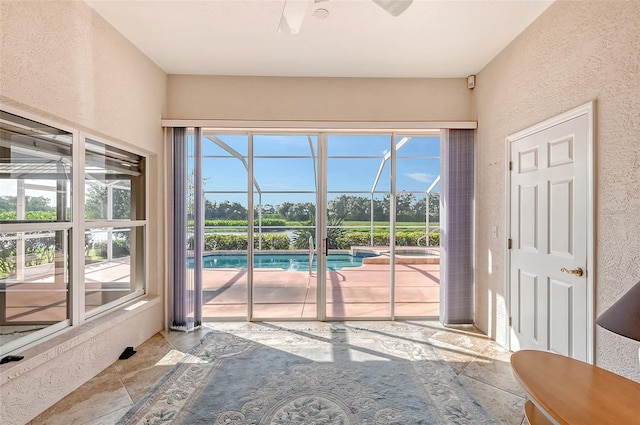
[86,0,553,78]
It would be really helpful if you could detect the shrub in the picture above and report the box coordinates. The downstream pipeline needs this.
[429,231,440,246]
[292,216,345,249]
[204,234,248,250]
[188,219,288,228]
[94,239,130,258]
[336,233,388,248]
[395,231,421,246]
[0,211,58,220]
[200,233,292,250]
[255,234,291,250]
[336,230,440,248]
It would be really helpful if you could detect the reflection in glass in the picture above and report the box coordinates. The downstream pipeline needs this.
[84,227,144,312]
[0,111,73,351]
[85,138,145,221]
[0,230,69,346]
[0,111,72,222]
[84,137,146,314]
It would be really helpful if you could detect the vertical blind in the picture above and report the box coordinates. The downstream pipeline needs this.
[440,129,475,324]
[171,127,202,331]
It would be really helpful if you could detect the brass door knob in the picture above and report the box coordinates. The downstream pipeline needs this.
[561,267,584,277]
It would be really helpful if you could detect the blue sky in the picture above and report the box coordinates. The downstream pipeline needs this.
[1,134,440,210]
[198,134,440,206]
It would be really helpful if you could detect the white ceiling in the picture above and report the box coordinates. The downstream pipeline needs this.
[86,0,553,78]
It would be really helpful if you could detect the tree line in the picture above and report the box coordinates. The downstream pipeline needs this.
[1,191,440,225]
[204,193,440,223]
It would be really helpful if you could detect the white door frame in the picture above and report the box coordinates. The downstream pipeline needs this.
[505,101,595,363]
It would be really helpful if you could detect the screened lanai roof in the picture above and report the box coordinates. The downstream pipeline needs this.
[202,134,441,198]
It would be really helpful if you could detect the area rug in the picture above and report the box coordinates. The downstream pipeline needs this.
[117,323,496,425]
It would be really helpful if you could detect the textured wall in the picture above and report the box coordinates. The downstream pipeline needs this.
[0,300,162,425]
[0,0,167,148]
[474,0,640,381]
[0,0,167,297]
[0,0,167,292]
[0,1,168,421]
[167,75,472,121]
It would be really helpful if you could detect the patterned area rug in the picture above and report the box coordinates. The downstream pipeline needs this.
[118,324,496,425]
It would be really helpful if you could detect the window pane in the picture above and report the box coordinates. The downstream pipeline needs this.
[0,111,72,222]
[84,137,146,314]
[85,138,145,221]
[85,226,145,312]
[202,133,248,157]
[254,134,318,157]
[0,230,69,346]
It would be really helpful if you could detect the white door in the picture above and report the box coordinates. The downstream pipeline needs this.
[508,103,593,362]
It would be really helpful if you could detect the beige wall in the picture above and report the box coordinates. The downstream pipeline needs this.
[167,75,472,121]
[0,1,167,422]
[474,0,640,381]
[0,0,167,296]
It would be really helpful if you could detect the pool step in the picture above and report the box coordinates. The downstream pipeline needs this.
[363,255,439,265]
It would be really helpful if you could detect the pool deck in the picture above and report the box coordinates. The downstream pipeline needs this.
[202,261,440,319]
[1,253,440,329]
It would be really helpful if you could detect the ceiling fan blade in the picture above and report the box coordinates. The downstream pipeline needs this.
[278,0,312,35]
[372,0,413,17]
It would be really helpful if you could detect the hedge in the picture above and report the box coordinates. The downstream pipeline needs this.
[93,239,130,258]
[0,211,58,220]
[336,230,439,248]
[255,234,291,250]
[187,219,287,227]
[200,233,291,251]
[194,231,440,251]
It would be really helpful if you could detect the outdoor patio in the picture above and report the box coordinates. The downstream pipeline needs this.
[1,256,440,334]
[202,261,440,319]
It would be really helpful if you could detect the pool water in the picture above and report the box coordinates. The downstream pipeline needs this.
[201,253,364,271]
[396,249,440,257]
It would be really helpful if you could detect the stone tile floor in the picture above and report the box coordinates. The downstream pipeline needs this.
[30,321,528,425]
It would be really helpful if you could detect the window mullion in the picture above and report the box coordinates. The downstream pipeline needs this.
[72,131,85,325]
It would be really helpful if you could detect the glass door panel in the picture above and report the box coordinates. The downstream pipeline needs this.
[251,135,318,319]
[325,135,392,319]
[394,135,441,317]
[192,130,441,322]
[200,133,249,319]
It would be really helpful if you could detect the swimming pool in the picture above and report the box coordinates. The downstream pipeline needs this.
[200,253,366,271]
[395,249,440,257]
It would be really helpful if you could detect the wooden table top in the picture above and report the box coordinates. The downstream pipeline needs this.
[510,350,640,425]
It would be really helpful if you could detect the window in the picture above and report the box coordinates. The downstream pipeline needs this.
[0,110,147,355]
[84,138,146,314]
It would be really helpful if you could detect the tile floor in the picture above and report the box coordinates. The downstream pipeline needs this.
[29,321,529,425]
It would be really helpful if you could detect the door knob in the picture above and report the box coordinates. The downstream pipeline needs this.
[561,267,584,277]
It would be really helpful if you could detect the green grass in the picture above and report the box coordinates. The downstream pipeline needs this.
[341,220,436,227]
[202,221,438,231]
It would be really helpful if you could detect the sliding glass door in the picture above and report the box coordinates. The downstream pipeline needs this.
[324,135,392,319]
[393,135,441,317]
[251,135,318,319]
[182,129,441,321]
[200,132,249,319]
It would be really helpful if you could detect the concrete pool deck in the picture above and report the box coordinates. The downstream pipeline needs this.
[201,261,440,319]
[1,255,440,330]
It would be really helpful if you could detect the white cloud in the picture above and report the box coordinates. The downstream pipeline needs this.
[405,172,432,183]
